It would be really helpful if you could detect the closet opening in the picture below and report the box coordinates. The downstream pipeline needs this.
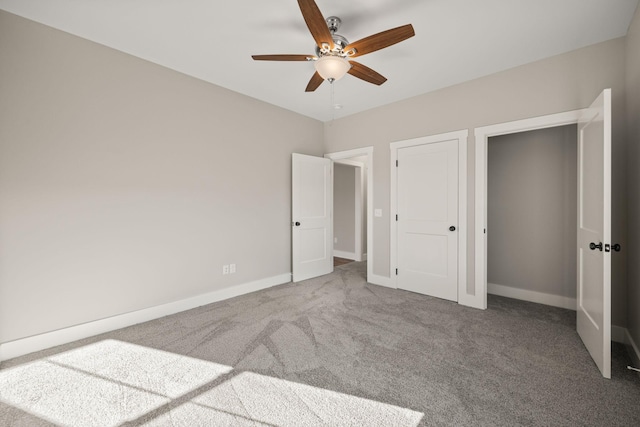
[487,125,577,309]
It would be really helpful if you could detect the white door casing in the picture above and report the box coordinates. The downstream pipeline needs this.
[325,147,375,285]
[354,164,363,262]
[390,130,467,302]
[292,153,333,282]
[577,89,612,378]
[474,109,589,310]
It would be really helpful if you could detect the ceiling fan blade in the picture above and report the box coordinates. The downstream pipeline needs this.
[305,71,324,92]
[252,54,314,61]
[298,0,334,50]
[344,24,415,58]
[347,61,387,85]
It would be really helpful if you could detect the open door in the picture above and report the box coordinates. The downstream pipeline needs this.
[577,89,611,378]
[292,153,333,282]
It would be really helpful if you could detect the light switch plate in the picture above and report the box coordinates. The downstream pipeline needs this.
[374,209,382,217]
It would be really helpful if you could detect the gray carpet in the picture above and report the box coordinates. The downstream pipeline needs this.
[1,261,639,426]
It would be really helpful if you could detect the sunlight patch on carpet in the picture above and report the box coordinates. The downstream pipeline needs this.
[0,340,232,426]
[0,339,423,426]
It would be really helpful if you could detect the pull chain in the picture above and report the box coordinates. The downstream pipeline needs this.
[330,78,335,121]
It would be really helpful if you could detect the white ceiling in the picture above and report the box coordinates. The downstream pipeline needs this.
[1,0,638,122]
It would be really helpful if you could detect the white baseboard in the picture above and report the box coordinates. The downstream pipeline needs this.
[0,273,291,362]
[610,327,640,373]
[611,325,626,344]
[488,282,577,310]
[332,251,367,262]
[624,328,640,369]
[333,250,356,260]
[487,284,630,347]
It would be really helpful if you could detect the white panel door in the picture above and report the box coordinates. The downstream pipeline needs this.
[397,140,458,301]
[577,89,612,378]
[292,153,333,282]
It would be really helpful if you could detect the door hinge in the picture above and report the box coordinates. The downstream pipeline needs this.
[396,268,398,275]
[396,160,398,167]
[396,214,398,221]
[605,243,611,253]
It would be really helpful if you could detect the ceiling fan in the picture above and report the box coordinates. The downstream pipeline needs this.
[252,0,415,92]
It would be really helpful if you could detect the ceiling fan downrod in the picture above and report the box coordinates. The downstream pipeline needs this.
[326,16,341,34]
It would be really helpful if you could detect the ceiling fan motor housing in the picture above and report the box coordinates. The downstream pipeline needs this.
[315,17,349,57]
[315,34,349,57]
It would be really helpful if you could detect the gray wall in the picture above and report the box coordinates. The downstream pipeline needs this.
[324,37,628,327]
[0,11,323,344]
[2,5,638,351]
[333,164,356,255]
[487,126,577,298]
[626,4,640,356]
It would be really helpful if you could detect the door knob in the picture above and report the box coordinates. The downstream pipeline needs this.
[294,221,301,226]
[612,243,621,252]
[449,226,456,232]
[589,242,603,251]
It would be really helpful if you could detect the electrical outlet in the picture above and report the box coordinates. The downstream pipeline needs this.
[223,265,229,275]
[334,237,338,244]
[230,263,236,274]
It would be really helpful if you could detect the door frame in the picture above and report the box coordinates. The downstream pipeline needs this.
[325,147,373,284]
[333,159,365,262]
[390,130,468,304]
[474,109,587,310]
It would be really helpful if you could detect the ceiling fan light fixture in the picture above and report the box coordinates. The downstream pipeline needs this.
[314,55,350,81]
[251,1,415,92]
